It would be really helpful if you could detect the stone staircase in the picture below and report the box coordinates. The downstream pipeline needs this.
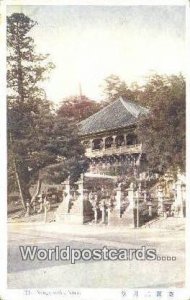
[56,196,84,224]
[142,216,185,230]
[108,204,135,227]
[56,199,68,215]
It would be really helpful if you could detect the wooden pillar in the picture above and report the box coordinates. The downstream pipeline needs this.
[90,139,94,150]
[112,135,116,147]
[124,133,127,145]
[102,137,106,150]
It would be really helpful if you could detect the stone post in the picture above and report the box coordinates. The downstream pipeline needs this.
[37,195,43,213]
[64,179,71,213]
[115,183,122,217]
[92,194,98,224]
[135,187,141,228]
[44,197,48,223]
[106,184,122,225]
[157,185,164,216]
[143,190,147,203]
[120,182,135,227]
[148,204,152,217]
[94,208,98,223]
[181,184,186,215]
[107,207,111,225]
[76,173,84,222]
[175,180,184,217]
[128,182,135,209]
[100,202,106,224]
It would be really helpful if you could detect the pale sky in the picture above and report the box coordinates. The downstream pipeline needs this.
[7,5,186,103]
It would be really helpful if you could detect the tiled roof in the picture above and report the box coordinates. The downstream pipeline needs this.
[78,97,148,136]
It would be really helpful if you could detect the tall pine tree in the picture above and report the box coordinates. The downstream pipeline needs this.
[7,13,88,210]
[7,13,55,208]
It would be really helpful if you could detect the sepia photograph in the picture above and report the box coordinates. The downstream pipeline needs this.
[3,1,188,298]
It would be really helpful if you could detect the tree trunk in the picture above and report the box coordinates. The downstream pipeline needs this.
[30,178,42,204]
[13,159,26,210]
[22,184,32,204]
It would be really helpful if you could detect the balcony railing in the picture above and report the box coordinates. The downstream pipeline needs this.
[85,144,142,158]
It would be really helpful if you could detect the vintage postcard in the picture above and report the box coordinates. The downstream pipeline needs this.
[0,0,189,299]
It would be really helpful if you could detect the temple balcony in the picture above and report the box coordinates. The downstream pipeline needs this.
[85,143,142,158]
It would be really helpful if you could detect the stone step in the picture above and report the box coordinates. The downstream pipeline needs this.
[142,217,185,229]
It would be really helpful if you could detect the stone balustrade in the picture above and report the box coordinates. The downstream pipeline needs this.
[85,143,142,158]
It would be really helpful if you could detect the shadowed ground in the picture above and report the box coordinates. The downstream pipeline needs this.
[8,221,185,289]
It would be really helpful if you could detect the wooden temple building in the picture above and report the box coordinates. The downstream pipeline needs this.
[79,96,148,176]
[55,97,185,226]
[56,97,149,226]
